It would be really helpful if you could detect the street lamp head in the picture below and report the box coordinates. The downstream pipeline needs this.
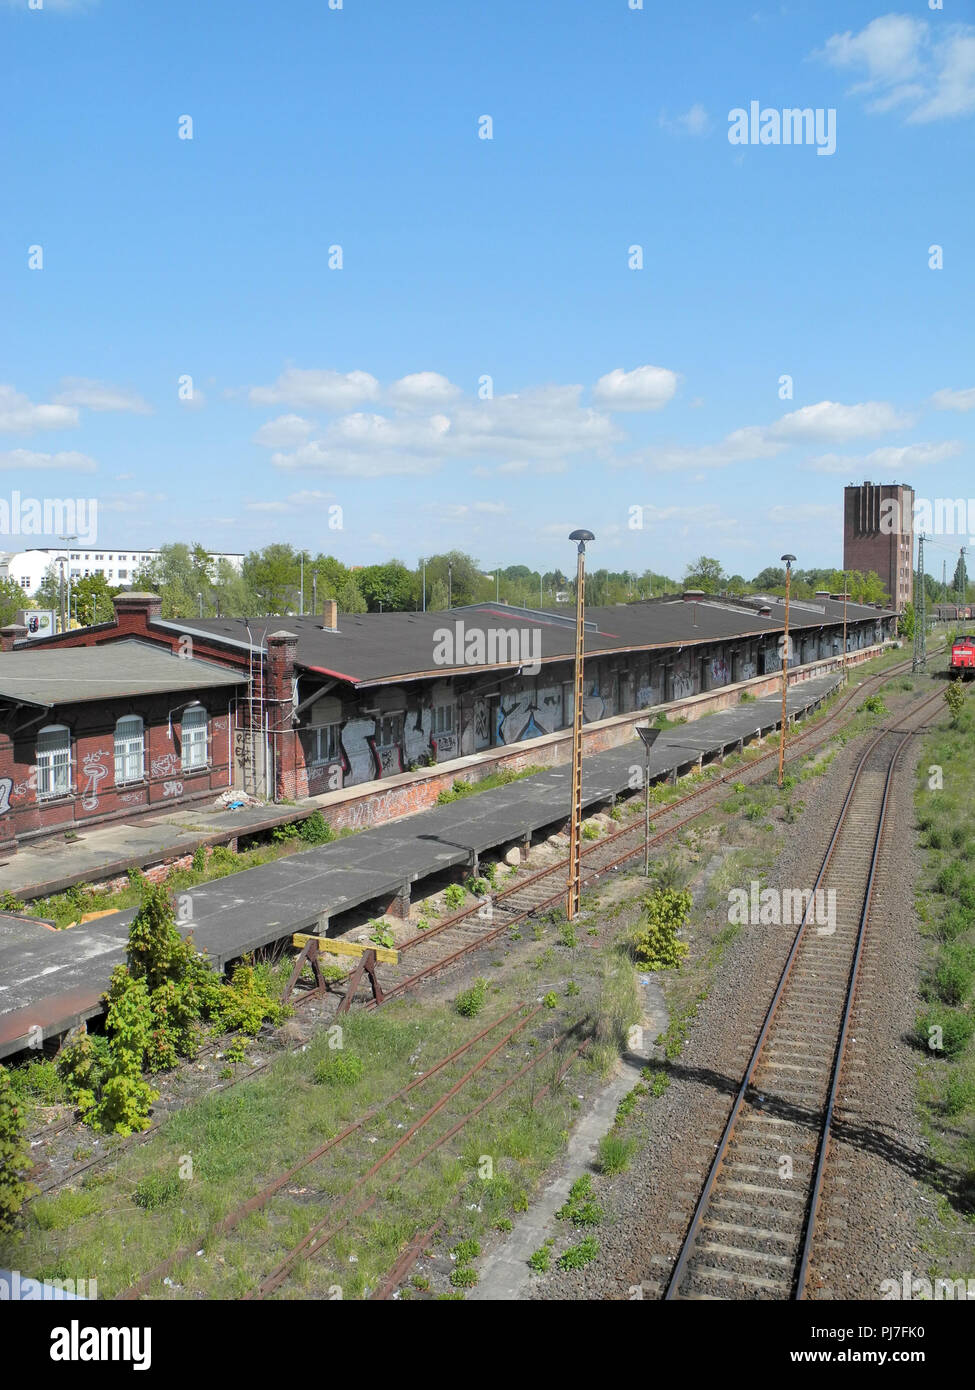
[781,553,796,566]
[569,529,595,553]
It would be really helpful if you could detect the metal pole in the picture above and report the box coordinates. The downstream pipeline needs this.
[299,554,304,616]
[777,554,795,789]
[422,557,426,612]
[913,534,926,672]
[312,571,318,615]
[644,741,651,877]
[448,561,453,609]
[567,529,594,919]
[842,574,848,682]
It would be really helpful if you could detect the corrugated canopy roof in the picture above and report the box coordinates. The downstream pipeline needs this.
[0,639,247,708]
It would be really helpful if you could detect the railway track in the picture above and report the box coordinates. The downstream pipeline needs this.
[23,650,936,1190]
[660,684,944,1301]
[117,1005,586,1300]
[335,652,939,1009]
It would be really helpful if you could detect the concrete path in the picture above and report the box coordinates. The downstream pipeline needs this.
[469,975,668,1300]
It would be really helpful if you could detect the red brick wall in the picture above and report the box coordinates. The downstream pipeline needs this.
[3,692,234,848]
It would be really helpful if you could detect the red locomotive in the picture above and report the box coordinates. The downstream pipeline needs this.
[951,634,975,677]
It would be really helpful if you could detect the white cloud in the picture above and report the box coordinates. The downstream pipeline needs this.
[245,490,335,513]
[636,400,912,472]
[0,385,78,435]
[819,16,975,123]
[54,377,152,414]
[592,365,679,412]
[273,385,619,478]
[931,386,975,412]
[803,441,961,473]
[0,448,97,472]
[252,414,316,447]
[387,372,463,410]
[636,504,739,531]
[249,368,380,411]
[659,103,711,136]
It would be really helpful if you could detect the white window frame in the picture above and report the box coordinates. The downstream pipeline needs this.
[114,715,145,785]
[181,706,209,771]
[36,724,71,800]
[376,712,404,750]
[433,704,455,736]
[306,723,340,766]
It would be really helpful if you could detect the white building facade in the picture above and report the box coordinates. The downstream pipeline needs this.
[0,548,245,594]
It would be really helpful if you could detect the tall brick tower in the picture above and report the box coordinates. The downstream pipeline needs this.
[843,481,914,611]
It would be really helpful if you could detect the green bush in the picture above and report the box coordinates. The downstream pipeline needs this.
[449,1266,478,1288]
[582,822,600,841]
[271,821,301,843]
[557,1235,599,1270]
[465,876,490,897]
[133,1171,181,1210]
[313,1052,364,1087]
[631,889,691,971]
[368,921,395,950]
[915,1006,975,1059]
[455,978,488,1018]
[528,1243,552,1272]
[945,1070,975,1117]
[860,694,888,715]
[444,883,466,911]
[935,945,975,1007]
[556,1175,603,1227]
[7,1058,64,1104]
[559,922,577,949]
[945,680,966,725]
[299,811,335,845]
[451,1238,481,1262]
[596,1133,637,1176]
[191,845,208,872]
[0,1064,35,1231]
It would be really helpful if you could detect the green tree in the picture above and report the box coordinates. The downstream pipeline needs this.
[336,574,367,613]
[73,573,121,626]
[241,543,300,614]
[898,601,916,642]
[357,560,415,611]
[683,556,724,593]
[0,576,25,627]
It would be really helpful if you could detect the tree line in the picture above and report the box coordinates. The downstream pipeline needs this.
[5,543,970,627]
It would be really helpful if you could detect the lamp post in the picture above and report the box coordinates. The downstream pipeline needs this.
[636,725,661,877]
[448,560,453,610]
[777,553,796,789]
[567,529,595,919]
[197,592,204,618]
[312,570,318,616]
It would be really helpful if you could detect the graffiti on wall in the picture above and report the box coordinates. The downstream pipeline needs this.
[150,751,180,778]
[473,699,490,749]
[119,791,145,805]
[0,777,11,816]
[81,750,110,811]
[672,663,694,700]
[162,780,184,798]
[709,656,730,687]
[740,659,757,681]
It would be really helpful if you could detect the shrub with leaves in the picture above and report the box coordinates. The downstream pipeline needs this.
[313,1051,364,1087]
[299,811,335,845]
[945,680,966,725]
[455,978,488,1018]
[444,883,466,911]
[631,888,691,970]
[0,1064,35,1231]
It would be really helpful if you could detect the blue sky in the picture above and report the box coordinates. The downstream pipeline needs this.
[2,0,974,581]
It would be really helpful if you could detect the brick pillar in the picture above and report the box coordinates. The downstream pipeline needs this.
[267,630,298,802]
[0,624,27,652]
[0,730,16,856]
[112,592,162,638]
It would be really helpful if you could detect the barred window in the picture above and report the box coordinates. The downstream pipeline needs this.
[36,725,71,800]
[114,715,144,785]
[181,706,208,770]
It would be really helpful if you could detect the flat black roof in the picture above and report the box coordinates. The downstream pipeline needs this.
[146,595,891,688]
[0,639,246,708]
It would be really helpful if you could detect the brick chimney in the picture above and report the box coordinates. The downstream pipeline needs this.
[322,599,338,631]
[0,624,27,653]
[267,630,298,802]
[112,591,163,635]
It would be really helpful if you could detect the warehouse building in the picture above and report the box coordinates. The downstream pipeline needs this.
[0,588,895,852]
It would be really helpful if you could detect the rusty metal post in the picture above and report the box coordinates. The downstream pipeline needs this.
[567,529,594,918]
[778,554,795,789]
